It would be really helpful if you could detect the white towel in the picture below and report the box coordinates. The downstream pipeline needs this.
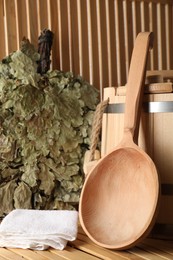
[0,209,78,250]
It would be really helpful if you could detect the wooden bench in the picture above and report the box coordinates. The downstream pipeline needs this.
[0,225,172,260]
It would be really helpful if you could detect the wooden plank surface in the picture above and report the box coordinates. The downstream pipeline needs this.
[0,0,173,91]
[0,0,6,58]
[3,0,17,54]
[0,227,172,260]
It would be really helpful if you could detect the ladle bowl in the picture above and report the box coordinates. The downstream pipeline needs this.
[79,32,160,250]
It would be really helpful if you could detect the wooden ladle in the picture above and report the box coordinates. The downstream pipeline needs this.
[79,32,160,250]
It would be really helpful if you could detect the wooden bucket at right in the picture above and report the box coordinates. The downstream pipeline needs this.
[101,76,173,239]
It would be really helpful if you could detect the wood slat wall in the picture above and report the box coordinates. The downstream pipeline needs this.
[0,0,173,97]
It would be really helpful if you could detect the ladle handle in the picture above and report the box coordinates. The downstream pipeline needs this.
[124,32,154,140]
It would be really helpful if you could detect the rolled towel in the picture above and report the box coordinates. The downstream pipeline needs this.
[0,209,78,250]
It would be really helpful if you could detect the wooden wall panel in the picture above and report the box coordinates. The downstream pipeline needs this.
[26,0,39,47]
[57,0,70,72]
[148,2,157,70]
[107,0,117,88]
[15,0,28,50]
[37,0,49,32]
[0,0,173,97]
[3,0,17,55]
[79,0,90,80]
[0,0,5,58]
[88,0,100,88]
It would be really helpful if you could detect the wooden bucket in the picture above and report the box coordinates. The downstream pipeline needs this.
[101,71,173,239]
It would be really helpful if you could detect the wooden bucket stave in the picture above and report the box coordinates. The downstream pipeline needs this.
[101,74,173,239]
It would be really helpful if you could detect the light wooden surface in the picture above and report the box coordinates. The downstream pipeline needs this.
[79,32,160,250]
[0,0,173,95]
[0,225,173,260]
[101,85,173,230]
